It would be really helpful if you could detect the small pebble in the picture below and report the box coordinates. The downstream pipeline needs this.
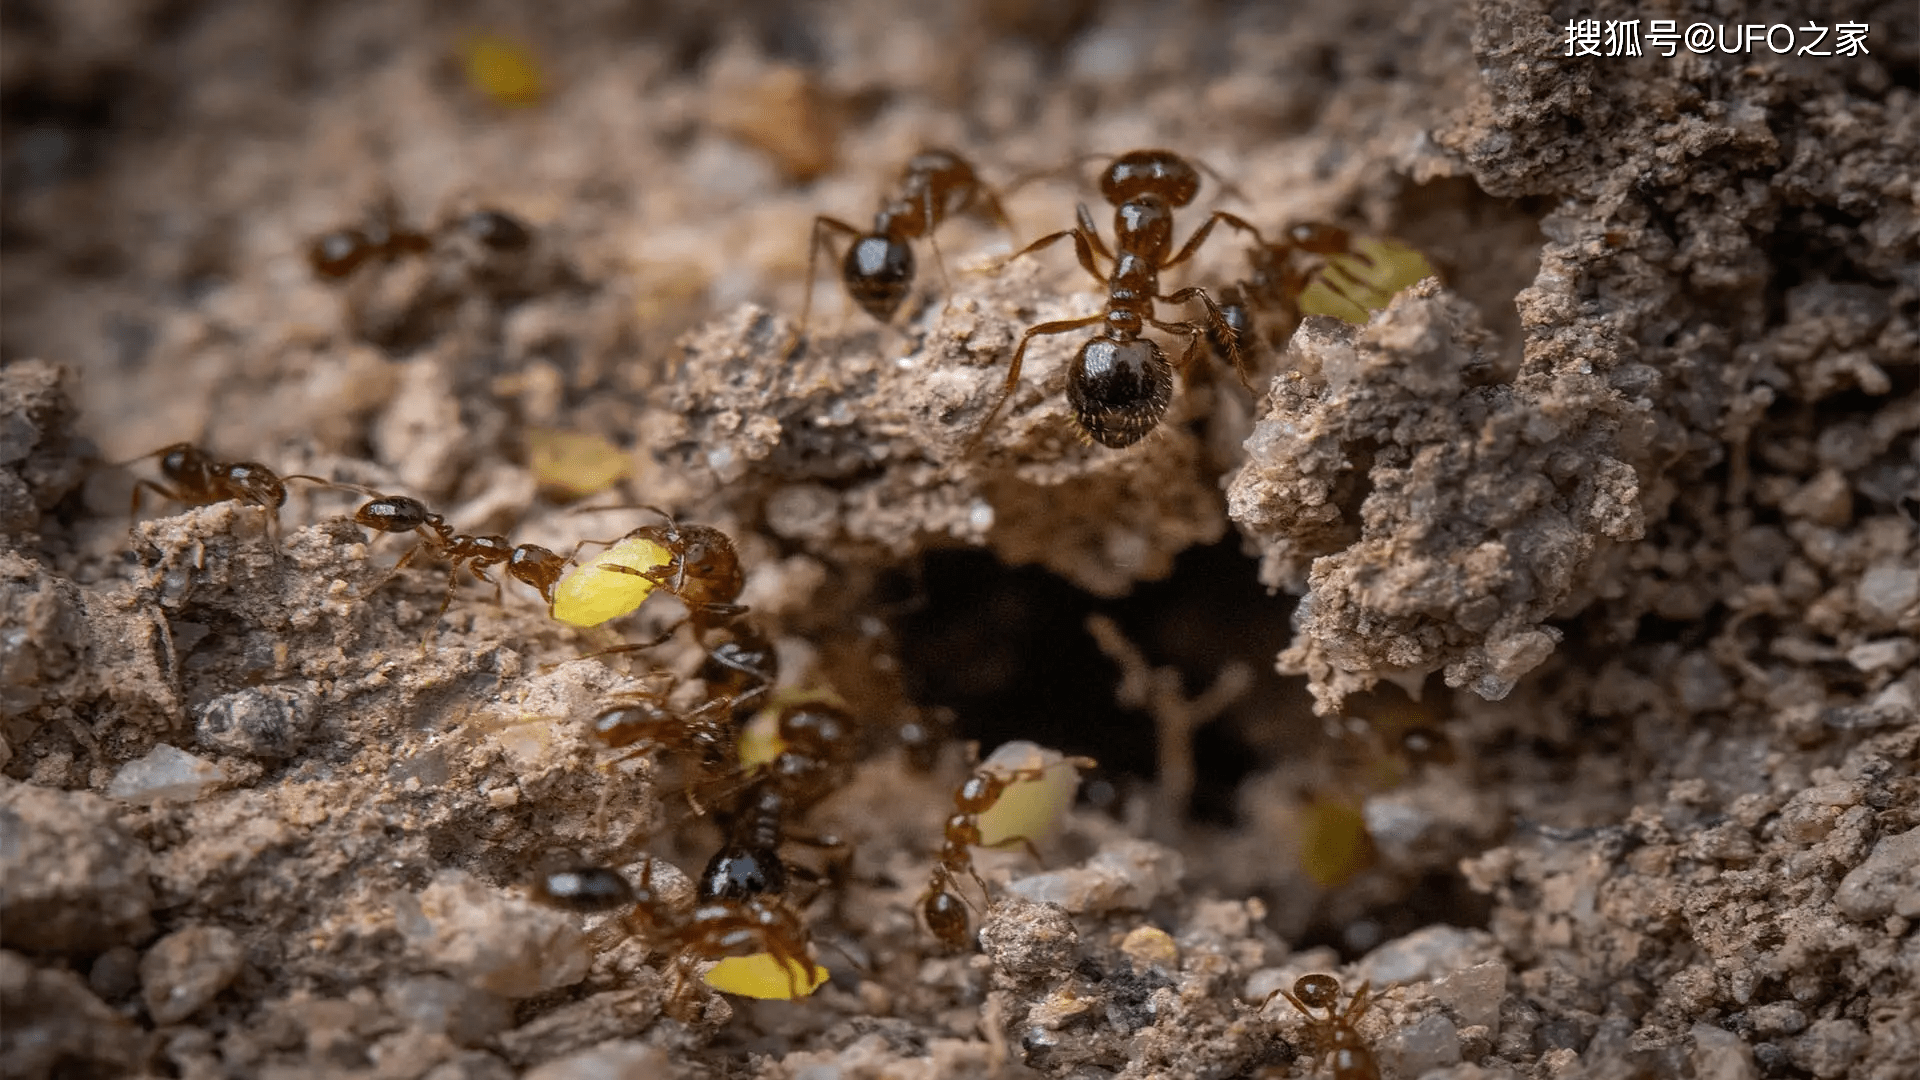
[1833,826,1920,920]
[0,784,154,952]
[1004,838,1184,913]
[1119,925,1179,972]
[978,898,1078,979]
[107,743,227,803]
[141,924,245,1024]
[397,870,589,997]
[1378,1013,1462,1075]
[1433,959,1508,1032]
[522,1039,679,1080]
[1692,1023,1760,1080]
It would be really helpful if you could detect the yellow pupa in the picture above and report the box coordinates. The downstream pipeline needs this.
[702,952,830,1000]
[974,740,1087,847]
[549,536,673,627]
[734,689,851,770]
[1299,236,1436,324]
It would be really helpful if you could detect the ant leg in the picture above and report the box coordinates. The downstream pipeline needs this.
[789,216,864,358]
[919,186,955,313]
[1157,289,1253,391]
[974,182,1015,235]
[1161,211,1266,271]
[130,480,182,517]
[1074,204,1114,264]
[964,313,1106,454]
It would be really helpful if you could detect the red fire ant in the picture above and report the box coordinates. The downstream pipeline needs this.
[307,203,432,280]
[324,489,572,621]
[919,744,1094,951]
[792,149,1012,346]
[968,149,1263,451]
[1264,973,1381,1080]
[531,856,825,1011]
[122,442,327,549]
[564,505,748,649]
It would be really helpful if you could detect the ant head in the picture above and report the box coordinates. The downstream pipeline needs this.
[1293,972,1342,1011]
[155,443,207,482]
[309,229,372,278]
[458,208,532,252]
[1099,150,1200,208]
[776,701,857,764]
[1287,222,1354,255]
[842,234,915,322]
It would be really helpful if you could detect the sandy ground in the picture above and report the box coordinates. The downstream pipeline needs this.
[3,1,1918,1078]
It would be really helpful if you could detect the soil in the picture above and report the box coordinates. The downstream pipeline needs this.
[3,1,1918,1079]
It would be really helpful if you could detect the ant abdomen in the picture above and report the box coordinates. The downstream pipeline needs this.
[1068,337,1174,449]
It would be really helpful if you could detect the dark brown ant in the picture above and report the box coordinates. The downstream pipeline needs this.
[969,149,1262,451]
[307,204,432,280]
[1209,222,1428,362]
[123,442,327,549]
[309,206,533,280]
[793,148,1012,344]
[919,748,1095,951]
[336,490,571,618]
[1264,973,1380,1080]
[697,619,780,716]
[530,856,821,1009]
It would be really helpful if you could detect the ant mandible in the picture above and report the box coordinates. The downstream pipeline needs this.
[791,149,1012,348]
[1265,973,1381,1080]
[967,149,1265,451]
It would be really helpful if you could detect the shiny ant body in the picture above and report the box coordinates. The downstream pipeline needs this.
[570,505,749,651]
[308,206,532,280]
[919,749,1094,951]
[1266,973,1380,1080]
[342,492,569,617]
[531,857,820,1009]
[794,148,1011,342]
[124,442,326,548]
[970,149,1261,451]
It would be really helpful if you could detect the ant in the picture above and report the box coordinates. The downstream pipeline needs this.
[1263,973,1380,1080]
[792,148,1012,347]
[307,204,432,280]
[309,205,535,281]
[568,505,748,648]
[919,746,1094,951]
[697,619,779,718]
[968,149,1263,451]
[335,490,570,619]
[531,857,823,1009]
[122,442,327,549]
[1209,222,1433,361]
